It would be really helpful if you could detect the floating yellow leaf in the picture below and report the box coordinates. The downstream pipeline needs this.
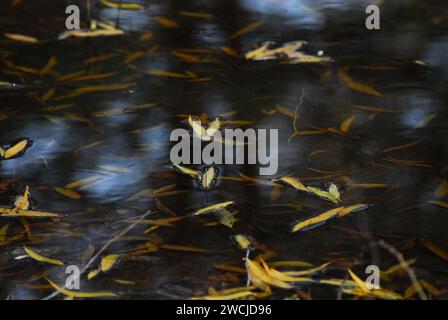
[344,269,403,300]
[232,21,264,39]
[292,204,368,232]
[221,46,239,58]
[99,0,143,10]
[87,268,101,280]
[13,185,30,211]
[245,41,331,63]
[171,163,201,178]
[200,166,218,190]
[285,262,332,277]
[233,234,254,250]
[340,115,356,133]
[246,258,292,289]
[147,69,190,78]
[0,187,61,218]
[347,269,369,293]
[422,240,448,261]
[41,57,57,75]
[428,201,448,209]
[342,176,389,189]
[101,254,120,272]
[353,105,399,113]
[338,68,383,97]
[4,33,39,43]
[277,176,341,204]
[67,83,134,98]
[269,261,313,268]
[275,176,307,191]
[123,51,144,64]
[2,139,30,159]
[381,258,416,281]
[70,72,117,81]
[46,278,116,298]
[0,208,61,217]
[192,201,234,216]
[180,11,213,19]
[24,246,64,266]
[306,185,341,204]
[217,209,238,229]
[61,22,125,39]
[262,263,313,283]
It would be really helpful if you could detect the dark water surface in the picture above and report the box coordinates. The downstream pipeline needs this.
[1,0,448,299]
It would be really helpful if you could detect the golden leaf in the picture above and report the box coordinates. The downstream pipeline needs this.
[3,139,30,159]
[24,246,64,266]
[100,254,120,272]
[232,21,264,39]
[340,115,356,133]
[98,0,143,10]
[422,240,448,261]
[46,278,116,298]
[192,201,234,216]
[4,33,39,43]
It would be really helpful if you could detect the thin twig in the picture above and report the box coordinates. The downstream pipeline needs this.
[42,210,152,300]
[378,239,428,300]
[288,87,305,143]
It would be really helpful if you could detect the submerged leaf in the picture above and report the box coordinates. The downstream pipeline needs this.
[153,16,178,28]
[338,68,382,97]
[54,187,82,200]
